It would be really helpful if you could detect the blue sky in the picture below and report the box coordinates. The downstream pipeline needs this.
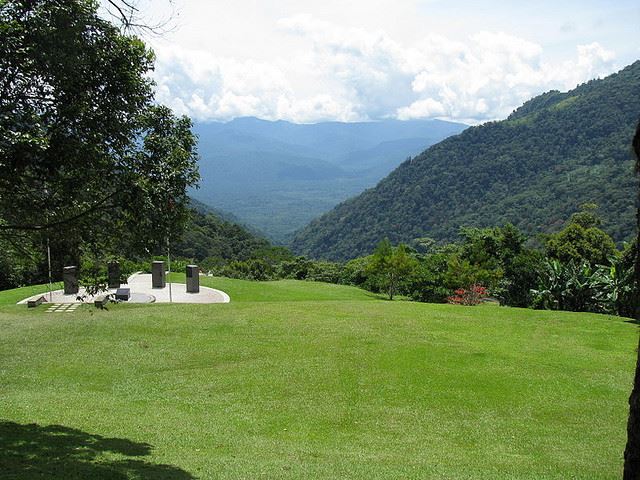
[123,0,640,124]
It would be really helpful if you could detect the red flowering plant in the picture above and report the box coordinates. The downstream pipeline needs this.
[447,284,488,306]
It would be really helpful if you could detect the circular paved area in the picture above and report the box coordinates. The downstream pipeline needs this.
[17,273,230,305]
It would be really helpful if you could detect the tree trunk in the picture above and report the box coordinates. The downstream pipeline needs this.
[623,122,640,479]
[625,337,640,479]
[388,273,395,300]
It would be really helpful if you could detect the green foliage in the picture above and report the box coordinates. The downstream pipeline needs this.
[291,62,640,260]
[119,105,200,253]
[531,256,634,315]
[306,261,344,283]
[501,249,545,307]
[545,204,618,266]
[0,236,44,290]
[568,203,602,229]
[366,239,418,300]
[172,207,275,268]
[406,253,450,303]
[341,256,373,288]
[443,255,502,292]
[0,0,199,287]
[222,259,274,281]
[276,257,314,280]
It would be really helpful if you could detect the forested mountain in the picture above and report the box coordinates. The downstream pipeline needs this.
[291,61,640,260]
[191,118,466,241]
[173,199,273,264]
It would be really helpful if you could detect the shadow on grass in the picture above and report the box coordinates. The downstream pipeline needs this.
[0,421,195,479]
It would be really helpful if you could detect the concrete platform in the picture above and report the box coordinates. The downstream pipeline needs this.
[127,273,230,303]
[18,273,230,305]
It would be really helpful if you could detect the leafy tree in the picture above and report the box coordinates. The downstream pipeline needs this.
[222,259,273,281]
[461,224,544,307]
[366,239,417,300]
[443,254,501,293]
[307,261,343,283]
[0,0,199,286]
[569,203,603,229]
[501,249,544,307]
[341,256,373,287]
[277,257,313,280]
[406,252,450,303]
[545,205,618,266]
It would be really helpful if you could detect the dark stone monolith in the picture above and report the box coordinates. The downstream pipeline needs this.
[186,265,199,293]
[63,266,79,295]
[108,261,120,289]
[152,261,165,288]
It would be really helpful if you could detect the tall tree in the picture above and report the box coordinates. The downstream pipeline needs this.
[367,239,417,300]
[0,0,198,281]
[545,204,618,266]
[624,121,640,479]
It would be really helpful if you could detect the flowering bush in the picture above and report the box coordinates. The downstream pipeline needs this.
[447,284,488,306]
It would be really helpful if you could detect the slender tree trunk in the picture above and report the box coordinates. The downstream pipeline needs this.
[623,122,640,479]
[625,337,640,479]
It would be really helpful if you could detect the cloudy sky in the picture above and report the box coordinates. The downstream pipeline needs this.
[127,0,639,124]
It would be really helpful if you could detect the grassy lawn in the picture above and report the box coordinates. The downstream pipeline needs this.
[0,276,637,479]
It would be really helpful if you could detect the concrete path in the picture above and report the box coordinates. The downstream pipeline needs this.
[18,273,230,305]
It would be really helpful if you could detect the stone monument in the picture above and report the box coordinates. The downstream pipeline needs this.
[63,266,79,295]
[108,261,120,289]
[186,265,200,293]
[152,261,166,288]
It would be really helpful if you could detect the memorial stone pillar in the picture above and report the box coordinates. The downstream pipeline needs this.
[152,261,166,288]
[108,261,121,289]
[186,265,200,293]
[63,266,79,295]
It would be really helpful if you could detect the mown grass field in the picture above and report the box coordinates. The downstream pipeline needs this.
[0,275,637,479]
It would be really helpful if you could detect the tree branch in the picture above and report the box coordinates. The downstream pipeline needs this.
[0,190,122,231]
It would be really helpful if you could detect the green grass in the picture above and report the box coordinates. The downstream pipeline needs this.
[0,281,62,307]
[169,273,381,303]
[0,277,637,479]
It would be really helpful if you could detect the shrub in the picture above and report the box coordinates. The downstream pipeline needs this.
[447,285,488,306]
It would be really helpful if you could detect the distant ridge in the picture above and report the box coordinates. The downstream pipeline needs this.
[291,61,640,260]
[190,117,467,241]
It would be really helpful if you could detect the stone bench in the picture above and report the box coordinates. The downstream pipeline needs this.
[115,288,131,301]
[27,296,46,308]
[94,295,110,308]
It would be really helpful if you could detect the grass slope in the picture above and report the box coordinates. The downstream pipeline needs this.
[0,277,637,479]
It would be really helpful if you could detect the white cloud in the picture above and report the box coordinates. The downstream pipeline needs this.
[151,15,619,124]
[397,98,446,119]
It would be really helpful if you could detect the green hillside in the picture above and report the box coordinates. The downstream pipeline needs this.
[291,61,640,260]
[174,200,273,263]
[192,118,466,241]
[0,278,635,478]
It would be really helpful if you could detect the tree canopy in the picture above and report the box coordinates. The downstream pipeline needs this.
[545,204,618,266]
[0,0,199,274]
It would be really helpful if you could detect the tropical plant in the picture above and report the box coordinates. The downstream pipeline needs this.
[531,257,631,314]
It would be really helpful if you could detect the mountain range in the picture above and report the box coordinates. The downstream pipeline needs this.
[291,61,640,260]
[190,117,467,242]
